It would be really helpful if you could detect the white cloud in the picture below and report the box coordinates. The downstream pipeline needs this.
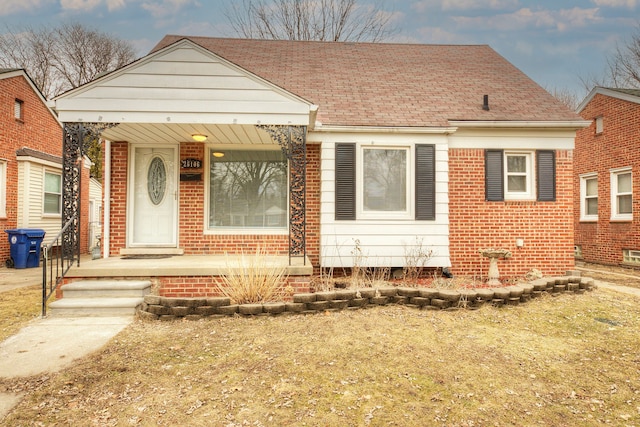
[60,0,101,12]
[106,0,126,11]
[0,0,50,16]
[453,7,601,32]
[141,0,197,19]
[412,0,518,14]
[592,0,637,8]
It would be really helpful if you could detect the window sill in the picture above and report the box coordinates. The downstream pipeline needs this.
[579,218,598,223]
[610,218,633,223]
[204,228,288,236]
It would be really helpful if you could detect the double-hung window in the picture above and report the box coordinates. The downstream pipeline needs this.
[208,149,288,230]
[361,147,409,218]
[335,143,435,221]
[44,171,62,215]
[485,150,555,202]
[580,174,598,221]
[611,168,632,220]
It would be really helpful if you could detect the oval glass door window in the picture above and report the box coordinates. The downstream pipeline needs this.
[147,156,167,205]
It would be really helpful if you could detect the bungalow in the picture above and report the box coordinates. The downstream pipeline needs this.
[51,36,587,296]
[574,87,640,267]
[0,69,91,267]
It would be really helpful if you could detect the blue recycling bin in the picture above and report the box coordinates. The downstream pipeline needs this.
[5,228,46,269]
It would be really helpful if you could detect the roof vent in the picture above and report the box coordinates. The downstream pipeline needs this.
[483,94,490,111]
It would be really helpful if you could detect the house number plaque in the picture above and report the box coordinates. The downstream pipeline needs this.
[181,158,202,169]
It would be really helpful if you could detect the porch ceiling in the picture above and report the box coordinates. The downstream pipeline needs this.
[101,122,278,145]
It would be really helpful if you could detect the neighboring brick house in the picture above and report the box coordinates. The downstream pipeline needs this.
[0,69,92,266]
[52,36,587,294]
[574,87,640,267]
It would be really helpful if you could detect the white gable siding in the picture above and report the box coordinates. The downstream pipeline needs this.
[54,42,313,125]
[317,131,451,269]
[17,160,63,240]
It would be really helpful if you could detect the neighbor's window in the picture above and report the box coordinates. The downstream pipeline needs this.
[595,116,603,134]
[14,99,23,121]
[574,245,583,259]
[361,147,408,216]
[623,249,640,265]
[611,168,632,220]
[44,171,62,215]
[505,152,533,200]
[209,149,287,229]
[580,174,598,220]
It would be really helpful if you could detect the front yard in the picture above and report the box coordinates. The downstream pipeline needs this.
[1,285,640,426]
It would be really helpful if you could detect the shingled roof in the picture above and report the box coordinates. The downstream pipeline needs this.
[153,35,583,128]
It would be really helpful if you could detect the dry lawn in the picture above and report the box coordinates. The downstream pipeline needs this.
[0,285,42,342]
[2,288,640,426]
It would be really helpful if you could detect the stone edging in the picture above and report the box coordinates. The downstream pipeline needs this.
[137,275,596,321]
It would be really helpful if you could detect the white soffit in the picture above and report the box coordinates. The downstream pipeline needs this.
[53,39,314,126]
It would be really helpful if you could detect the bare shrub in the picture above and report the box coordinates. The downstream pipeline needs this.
[217,247,290,304]
[402,237,433,283]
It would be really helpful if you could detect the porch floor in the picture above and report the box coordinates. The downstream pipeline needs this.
[65,254,313,279]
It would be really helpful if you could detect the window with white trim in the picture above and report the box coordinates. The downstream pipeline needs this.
[208,149,288,229]
[360,146,409,218]
[43,171,62,215]
[611,168,632,220]
[0,161,6,217]
[623,249,640,265]
[505,152,533,200]
[580,173,598,221]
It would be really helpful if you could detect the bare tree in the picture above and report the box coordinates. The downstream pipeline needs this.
[0,22,136,98]
[547,86,581,111]
[225,0,396,42]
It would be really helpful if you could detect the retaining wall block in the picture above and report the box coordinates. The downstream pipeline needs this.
[348,298,367,308]
[370,296,389,305]
[263,302,286,314]
[329,300,349,310]
[144,295,161,305]
[335,289,357,300]
[239,304,264,315]
[206,297,231,307]
[293,293,317,303]
[438,289,461,302]
[216,305,239,315]
[377,287,398,297]
[409,296,430,307]
[476,289,495,301]
[171,306,192,317]
[397,287,420,297]
[195,306,217,316]
[430,298,450,309]
[419,288,439,299]
[285,302,306,312]
[358,289,376,299]
[307,300,330,311]
[315,291,337,301]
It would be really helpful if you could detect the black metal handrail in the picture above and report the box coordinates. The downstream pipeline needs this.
[41,212,79,317]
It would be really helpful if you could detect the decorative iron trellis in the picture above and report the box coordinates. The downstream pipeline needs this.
[257,125,307,263]
[62,122,116,264]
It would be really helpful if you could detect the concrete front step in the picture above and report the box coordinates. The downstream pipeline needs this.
[61,280,152,298]
[48,297,144,317]
[48,279,152,317]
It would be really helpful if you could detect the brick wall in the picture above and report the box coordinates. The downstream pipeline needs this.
[448,148,575,279]
[0,74,63,262]
[575,93,640,266]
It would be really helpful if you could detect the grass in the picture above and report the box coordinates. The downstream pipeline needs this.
[0,285,42,342]
[2,288,640,426]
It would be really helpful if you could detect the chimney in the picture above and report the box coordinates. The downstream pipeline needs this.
[483,94,490,111]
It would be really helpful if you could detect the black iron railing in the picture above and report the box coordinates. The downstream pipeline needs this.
[41,212,80,317]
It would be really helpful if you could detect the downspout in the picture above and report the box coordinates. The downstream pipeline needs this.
[103,139,111,258]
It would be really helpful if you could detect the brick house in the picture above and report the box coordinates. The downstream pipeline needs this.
[51,37,587,295]
[0,69,92,266]
[574,87,640,266]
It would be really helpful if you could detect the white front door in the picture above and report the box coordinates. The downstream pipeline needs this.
[129,145,178,247]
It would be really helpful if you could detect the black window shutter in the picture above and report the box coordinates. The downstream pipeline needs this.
[537,150,556,201]
[485,150,504,201]
[416,144,436,220]
[335,143,356,220]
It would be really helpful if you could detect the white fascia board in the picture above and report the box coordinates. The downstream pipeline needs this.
[312,124,458,134]
[577,87,640,113]
[448,120,591,129]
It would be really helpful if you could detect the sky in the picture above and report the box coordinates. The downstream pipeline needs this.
[0,0,638,100]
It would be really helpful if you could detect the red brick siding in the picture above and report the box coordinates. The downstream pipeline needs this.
[0,75,64,261]
[575,94,640,266]
[448,148,575,278]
